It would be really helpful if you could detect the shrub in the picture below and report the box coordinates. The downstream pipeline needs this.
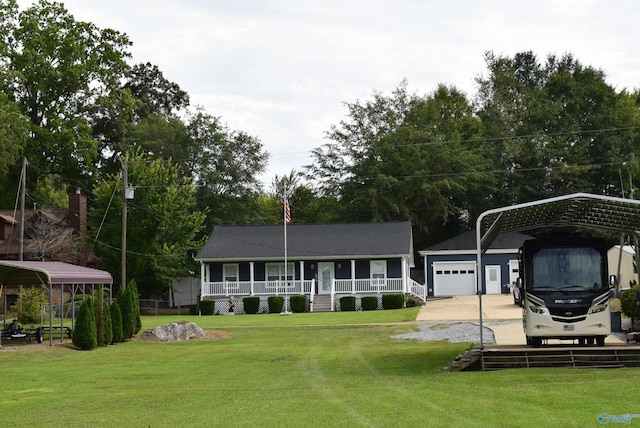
[621,285,640,322]
[340,296,356,311]
[72,297,97,350]
[361,296,378,311]
[290,295,307,313]
[200,300,215,315]
[117,286,135,338]
[128,280,142,334]
[110,300,123,344]
[382,293,404,310]
[243,296,261,314]
[268,296,284,313]
[103,302,113,346]
[15,287,46,325]
[189,304,198,315]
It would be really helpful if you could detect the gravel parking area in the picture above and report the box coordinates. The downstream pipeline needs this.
[392,321,498,344]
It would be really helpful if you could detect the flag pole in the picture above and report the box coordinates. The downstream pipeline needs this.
[281,184,291,315]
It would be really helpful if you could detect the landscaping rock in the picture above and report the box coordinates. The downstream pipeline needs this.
[139,321,208,342]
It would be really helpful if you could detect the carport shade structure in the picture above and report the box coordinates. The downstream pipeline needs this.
[475,193,640,348]
[0,261,113,346]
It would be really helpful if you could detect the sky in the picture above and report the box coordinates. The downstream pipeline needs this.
[16,0,640,189]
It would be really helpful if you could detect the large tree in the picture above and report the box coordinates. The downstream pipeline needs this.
[474,51,640,205]
[0,0,131,192]
[187,109,269,229]
[306,81,493,248]
[89,151,206,297]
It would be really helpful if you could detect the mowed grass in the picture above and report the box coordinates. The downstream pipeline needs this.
[0,308,636,427]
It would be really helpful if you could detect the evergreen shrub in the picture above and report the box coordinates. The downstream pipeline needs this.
[268,296,284,313]
[290,295,307,313]
[110,300,123,343]
[72,298,97,350]
[361,296,378,311]
[243,296,261,314]
[382,293,404,310]
[200,300,215,315]
[340,296,356,311]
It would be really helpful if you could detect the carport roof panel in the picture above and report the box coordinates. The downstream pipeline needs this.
[478,193,640,244]
[0,261,113,286]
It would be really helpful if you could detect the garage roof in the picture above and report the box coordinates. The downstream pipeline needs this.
[476,193,640,252]
[0,261,113,286]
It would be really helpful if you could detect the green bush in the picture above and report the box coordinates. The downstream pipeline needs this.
[117,286,135,338]
[382,293,405,310]
[621,285,640,321]
[72,297,97,350]
[128,280,142,334]
[290,295,307,313]
[15,287,46,324]
[243,296,261,314]
[103,302,113,346]
[200,300,215,315]
[361,296,378,311]
[340,296,356,311]
[268,296,284,313]
[189,304,198,315]
[110,300,123,344]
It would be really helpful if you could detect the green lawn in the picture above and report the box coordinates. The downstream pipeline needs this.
[0,308,636,427]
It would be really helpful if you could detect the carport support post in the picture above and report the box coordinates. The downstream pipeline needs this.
[475,222,484,350]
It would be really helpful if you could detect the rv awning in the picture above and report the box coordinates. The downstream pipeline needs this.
[0,261,113,286]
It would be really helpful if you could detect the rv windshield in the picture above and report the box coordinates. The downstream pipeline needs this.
[531,247,604,291]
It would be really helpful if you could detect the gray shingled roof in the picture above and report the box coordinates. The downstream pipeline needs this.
[196,222,413,262]
[423,230,532,252]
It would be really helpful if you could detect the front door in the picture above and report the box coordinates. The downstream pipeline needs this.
[485,265,502,294]
[317,262,334,295]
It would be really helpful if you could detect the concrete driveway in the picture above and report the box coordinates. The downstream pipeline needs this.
[416,294,624,345]
[416,294,520,321]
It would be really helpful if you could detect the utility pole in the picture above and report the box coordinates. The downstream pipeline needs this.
[121,156,128,291]
[19,158,27,261]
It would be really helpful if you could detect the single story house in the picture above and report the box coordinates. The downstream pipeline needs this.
[420,230,532,297]
[194,221,424,312]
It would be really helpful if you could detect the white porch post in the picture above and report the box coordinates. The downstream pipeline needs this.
[402,256,407,293]
[351,259,356,293]
[200,262,205,296]
[299,261,304,292]
[250,262,255,295]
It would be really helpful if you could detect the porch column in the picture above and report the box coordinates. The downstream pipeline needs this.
[402,256,407,293]
[351,259,356,293]
[200,262,205,296]
[250,262,255,295]
[299,261,304,292]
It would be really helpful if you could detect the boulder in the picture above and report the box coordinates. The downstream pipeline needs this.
[139,321,207,342]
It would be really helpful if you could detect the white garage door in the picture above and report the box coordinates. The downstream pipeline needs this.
[433,262,476,296]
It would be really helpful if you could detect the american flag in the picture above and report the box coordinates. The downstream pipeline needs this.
[285,199,291,223]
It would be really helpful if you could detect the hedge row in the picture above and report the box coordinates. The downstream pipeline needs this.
[72,280,141,351]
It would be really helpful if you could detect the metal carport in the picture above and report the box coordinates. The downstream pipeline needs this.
[475,193,640,348]
[0,261,113,347]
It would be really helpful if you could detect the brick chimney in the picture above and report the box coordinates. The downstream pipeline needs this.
[68,189,87,235]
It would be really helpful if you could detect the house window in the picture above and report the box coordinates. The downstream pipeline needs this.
[266,263,294,281]
[370,260,386,280]
[223,264,238,282]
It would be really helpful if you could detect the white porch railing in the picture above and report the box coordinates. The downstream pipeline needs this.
[201,280,314,297]
[333,278,404,293]
[408,278,426,302]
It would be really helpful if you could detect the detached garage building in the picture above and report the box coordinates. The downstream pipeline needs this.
[420,231,532,297]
